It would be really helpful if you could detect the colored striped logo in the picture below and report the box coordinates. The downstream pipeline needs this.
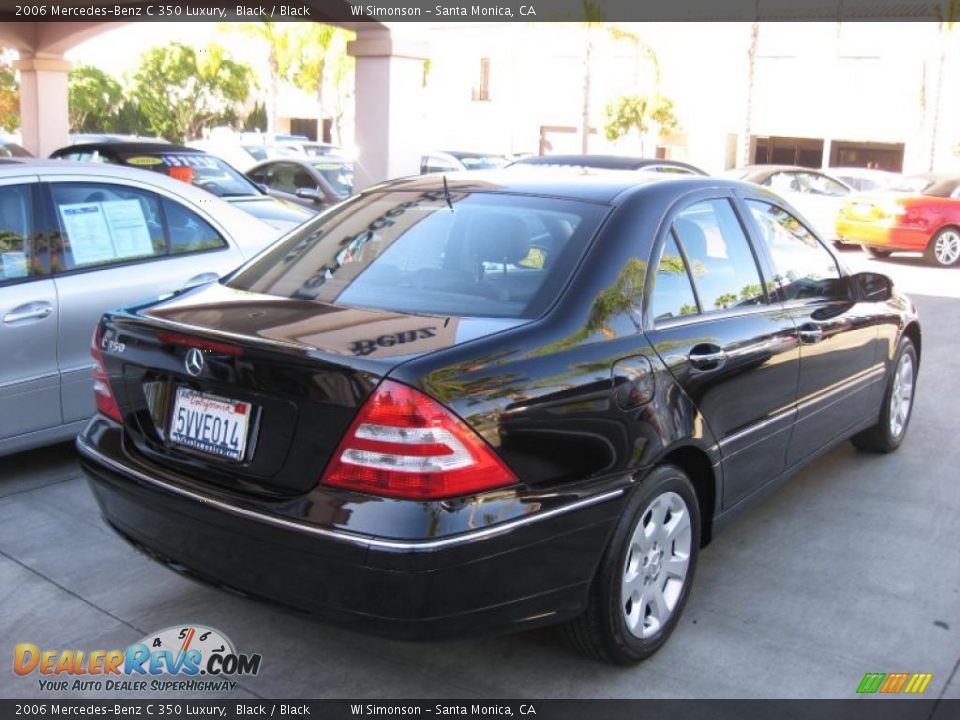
[857,672,933,694]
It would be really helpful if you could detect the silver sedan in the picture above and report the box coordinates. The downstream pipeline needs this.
[0,160,284,456]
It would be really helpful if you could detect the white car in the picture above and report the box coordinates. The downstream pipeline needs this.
[0,160,283,456]
[730,165,854,244]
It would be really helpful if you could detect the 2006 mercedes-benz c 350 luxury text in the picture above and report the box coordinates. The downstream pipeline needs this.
[78,172,920,664]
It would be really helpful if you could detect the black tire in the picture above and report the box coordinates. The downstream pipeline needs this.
[924,227,960,267]
[864,246,892,259]
[852,338,918,453]
[560,464,700,664]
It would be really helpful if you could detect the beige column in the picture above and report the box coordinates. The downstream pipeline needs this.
[15,53,72,158]
[348,28,427,190]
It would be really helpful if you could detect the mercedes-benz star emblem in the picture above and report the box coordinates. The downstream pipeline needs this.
[184,348,205,377]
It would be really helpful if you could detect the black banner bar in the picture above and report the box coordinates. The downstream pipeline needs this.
[0,0,957,23]
[0,700,958,720]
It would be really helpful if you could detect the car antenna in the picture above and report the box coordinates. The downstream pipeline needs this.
[442,174,454,212]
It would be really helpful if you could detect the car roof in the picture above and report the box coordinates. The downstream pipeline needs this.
[509,154,706,174]
[0,157,225,190]
[440,150,503,159]
[249,156,351,169]
[51,142,198,156]
[367,169,747,205]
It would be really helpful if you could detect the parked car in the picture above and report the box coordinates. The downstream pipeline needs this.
[77,171,919,663]
[0,139,32,158]
[729,165,853,245]
[830,166,901,193]
[246,157,354,209]
[420,150,509,174]
[509,154,708,176]
[276,141,343,158]
[50,142,314,232]
[836,173,960,266]
[0,160,281,457]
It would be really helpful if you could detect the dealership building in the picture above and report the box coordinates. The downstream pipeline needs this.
[2,19,958,185]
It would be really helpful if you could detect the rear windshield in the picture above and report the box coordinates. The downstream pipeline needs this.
[118,153,260,198]
[226,190,608,319]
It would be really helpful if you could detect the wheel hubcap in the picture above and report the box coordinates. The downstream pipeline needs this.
[934,231,960,265]
[622,491,692,639]
[889,352,915,438]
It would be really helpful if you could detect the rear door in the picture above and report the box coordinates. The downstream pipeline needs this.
[0,177,61,445]
[44,178,247,424]
[744,198,879,465]
[644,194,800,509]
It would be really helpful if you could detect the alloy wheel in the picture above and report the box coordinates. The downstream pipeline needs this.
[889,352,915,439]
[621,491,692,639]
[934,230,960,266]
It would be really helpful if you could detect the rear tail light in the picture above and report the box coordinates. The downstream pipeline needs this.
[321,380,518,499]
[91,325,122,422]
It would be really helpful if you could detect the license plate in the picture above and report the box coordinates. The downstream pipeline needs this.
[169,387,252,462]
[851,203,874,217]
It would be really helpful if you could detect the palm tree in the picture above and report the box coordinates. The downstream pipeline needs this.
[740,18,760,167]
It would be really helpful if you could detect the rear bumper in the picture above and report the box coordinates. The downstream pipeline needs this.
[835,217,930,251]
[77,417,624,639]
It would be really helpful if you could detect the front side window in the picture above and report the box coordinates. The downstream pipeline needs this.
[0,183,45,282]
[162,199,227,255]
[746,200,845,302]
[227,191,608,319]
[673,199,766,313]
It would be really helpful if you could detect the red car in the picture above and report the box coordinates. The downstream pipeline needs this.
[836,173,960,266]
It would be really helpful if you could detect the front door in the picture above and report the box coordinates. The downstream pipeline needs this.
[0,178,61,447]
[744,199,880,465]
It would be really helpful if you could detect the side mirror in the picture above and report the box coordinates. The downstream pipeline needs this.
[852,271,893,302]
[295,187,324,203]
[256,183,269,194]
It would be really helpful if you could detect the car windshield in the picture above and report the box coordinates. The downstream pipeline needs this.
[226,190,608,319]
[118,152,260,198]
[311,160,353,197]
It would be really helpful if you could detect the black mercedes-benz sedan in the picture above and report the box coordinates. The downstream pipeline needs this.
[77,171,920,664]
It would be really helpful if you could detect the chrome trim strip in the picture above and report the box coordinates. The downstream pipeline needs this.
[719,406,796,449]
[718,364,886,450]
[0,371,59,390]
[76,437,625,552]
[797,364,885,412]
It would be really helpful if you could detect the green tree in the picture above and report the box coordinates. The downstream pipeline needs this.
[604,93,679,155]
[226,22,300,134]
[0,51,19,133]
[293,25,354,143]
[130,43,252,142]
[243,100,267,132]
[68,65,123,132]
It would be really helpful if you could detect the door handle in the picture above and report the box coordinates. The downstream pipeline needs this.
[3,302,53,324]
[688,344,727,371]
[798,323,824,344]
[183,272,219,289]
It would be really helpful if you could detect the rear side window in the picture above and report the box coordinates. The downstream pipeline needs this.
[227,191,608,319]
[0,183,45,282]
[746,200,845,302]
[673,199,766,313]
[50,183,226,270]
[650,234,698,321]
